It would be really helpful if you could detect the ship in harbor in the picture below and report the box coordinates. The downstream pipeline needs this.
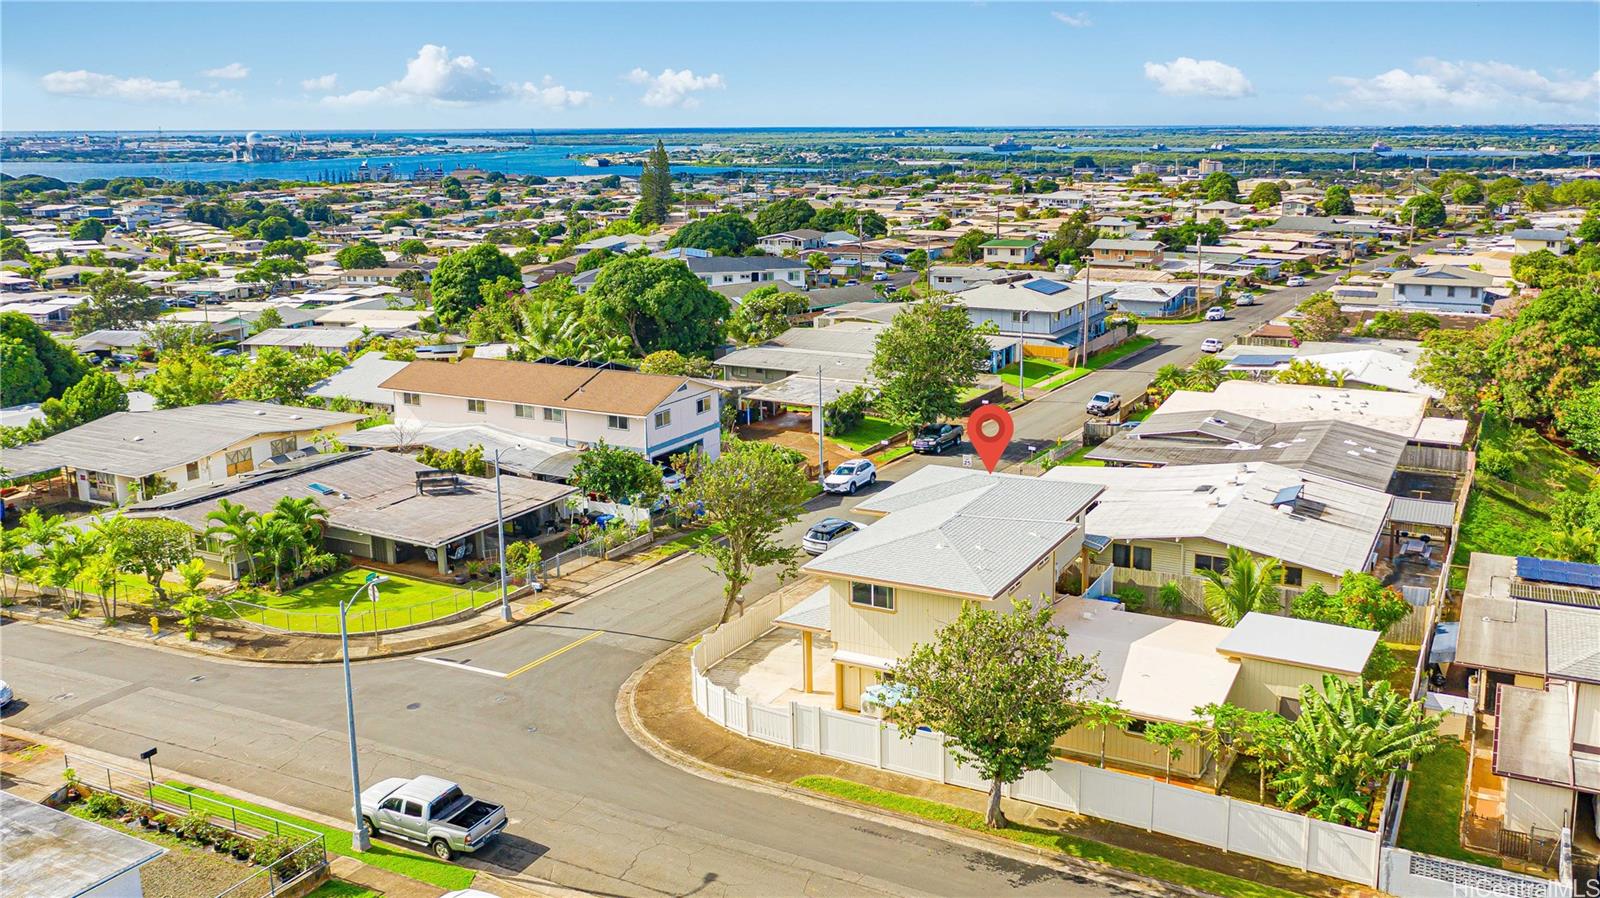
[1208,141,1233,151]
[990,136,1032,152]
[1148,142,1169,151]
[1371,140,1392,152]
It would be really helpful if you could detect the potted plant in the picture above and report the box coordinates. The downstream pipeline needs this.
[250,834,294,869]
[175,809,213,844]
[463,560,483,581]
[83,791,126,820]
[214,834,237,854]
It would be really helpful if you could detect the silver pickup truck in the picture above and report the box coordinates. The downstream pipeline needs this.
[360,775,507,860]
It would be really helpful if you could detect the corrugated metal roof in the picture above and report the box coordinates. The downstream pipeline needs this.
[1388,497,1457,527]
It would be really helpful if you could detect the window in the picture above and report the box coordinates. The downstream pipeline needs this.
[186,462,200,481]
[543,407,564,423]
[466,399,486,414]
[269,436,297,456]
[654,409,672,428]
[225,448,254,477]
[1123,719,1147,735]
[850,581,895,611]
[381,798,403,813]
[402,801,422,818]
[401,392,421,406]
[514,404,534,419]
[607,415,630,431]
[696,397,711,415]
[1193,553,1227,574]
[1113,544,1153,571]
[1283,566,1303,587]
[1423,285,1433,297]
[1447,287,1456,298]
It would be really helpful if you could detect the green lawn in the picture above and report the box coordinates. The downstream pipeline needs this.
[1396,742,1502,867]
[224,568,481,634]
[998,358,1074,389]
[1455,414,1599,563]
[831,416,905,451]
[1083,336,1156,371]
[159,782,476,890]
[999,337,1157,392]
[305,882,381,898]
[796,776,1303,898]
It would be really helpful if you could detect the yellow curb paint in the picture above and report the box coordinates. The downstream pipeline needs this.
[504,630,606,679]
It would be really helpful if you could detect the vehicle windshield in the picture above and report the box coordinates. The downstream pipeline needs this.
[1092,393,1114,402]
[917,425,943,438]
[834,462,861,474]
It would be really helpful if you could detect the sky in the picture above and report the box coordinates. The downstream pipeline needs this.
[2,1,1597,132]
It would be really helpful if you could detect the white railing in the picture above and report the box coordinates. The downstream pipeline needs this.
[689,592,1383,887]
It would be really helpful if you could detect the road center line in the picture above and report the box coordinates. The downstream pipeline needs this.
[414,657,509,679]
[504,630,607,679]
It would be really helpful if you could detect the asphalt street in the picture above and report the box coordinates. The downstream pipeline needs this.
[0,248,1435,897]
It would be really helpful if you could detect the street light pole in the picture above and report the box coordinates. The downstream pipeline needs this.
[816,366,826,485]
[340,574,385,854]
[492,448,512,622]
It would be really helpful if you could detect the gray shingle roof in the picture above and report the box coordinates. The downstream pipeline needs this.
[804,467,1102,599]
[1546,608,1600,683]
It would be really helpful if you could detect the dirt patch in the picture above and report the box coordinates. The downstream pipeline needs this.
[65,809,260,898]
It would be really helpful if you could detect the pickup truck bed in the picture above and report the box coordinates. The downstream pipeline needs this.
[448,799,499,832]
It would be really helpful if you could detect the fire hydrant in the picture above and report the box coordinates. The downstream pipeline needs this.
[149,615,159,637]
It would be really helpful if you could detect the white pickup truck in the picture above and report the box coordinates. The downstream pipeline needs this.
[361,775,507,860]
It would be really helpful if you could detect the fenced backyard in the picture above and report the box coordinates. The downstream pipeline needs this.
[689,589,1384,888]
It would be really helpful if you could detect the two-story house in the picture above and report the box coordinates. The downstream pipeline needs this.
[980,238,1042,265]
[1510,228,1568,256]
[0,401,363,505]
[1092,216,1138,238]
[1090,238,1165,268]
[380,358,722,463]
[955,279,1114,349]
[1387,265,1495,314]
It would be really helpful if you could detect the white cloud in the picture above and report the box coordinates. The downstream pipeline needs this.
[40,69,231,103]
[625,67,725,108]
[301,73,339,93]
[1143,57,1254,99]
[202,62,250,80]
[1051,11,1092,27]
[1329,59,1599,113]
[517,76,591,109]
[326,45,588,109]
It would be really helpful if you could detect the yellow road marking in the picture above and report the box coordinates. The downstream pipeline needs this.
[504,630,606,679]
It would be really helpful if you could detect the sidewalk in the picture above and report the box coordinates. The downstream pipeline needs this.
[0,540,693,666]
[0,726,572,898]
[623,643,1381,898]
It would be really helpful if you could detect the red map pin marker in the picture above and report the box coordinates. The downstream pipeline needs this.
[966,404,1014,474]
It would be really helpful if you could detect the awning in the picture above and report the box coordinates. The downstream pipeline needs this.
[773,587,831,633]
[831,648,895,672]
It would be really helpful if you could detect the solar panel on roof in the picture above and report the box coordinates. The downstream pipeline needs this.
[1229,354,1294,367]
[1270,484,1304,506]
[1517,556,1600,589]
[1082,534,1112,552]
[1022,279,1069,295]
[307,482,336,496]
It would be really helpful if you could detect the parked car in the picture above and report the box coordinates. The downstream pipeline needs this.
[210,347,238,357]
[879,251,907,265]
[1200,338,1225,353]
[803,518,864,555]
[0,679,12,709]
[361,775,506,860]
[911,422,963,454]
[1286,276,1308,287]
[109,352,138,365]
[660,467,685,491]
[1234,293,1258,306]
[1204,306,1227,321]
[1085,391,1121,417]
[871,271,888,282]
[823,459,877,494]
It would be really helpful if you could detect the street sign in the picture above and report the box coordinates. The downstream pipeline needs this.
[961,455,972,468]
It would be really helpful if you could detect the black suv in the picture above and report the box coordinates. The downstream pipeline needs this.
[911,422,963,454]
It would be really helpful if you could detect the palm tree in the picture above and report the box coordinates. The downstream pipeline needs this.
[1183,355,1229,392]
[0,527,38,600]
[1533,527,1598,564]
[1197,546,1283,626]
[271,497,328,569]
[40,537,86,617]
[204,499,261,579]
[1148,364,1187,403]
[20,508,67,553]
[253,516,307,593]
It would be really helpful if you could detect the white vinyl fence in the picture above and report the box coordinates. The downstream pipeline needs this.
[691,593,1382,887]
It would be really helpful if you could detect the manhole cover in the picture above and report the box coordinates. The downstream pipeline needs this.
[405,702,421,711]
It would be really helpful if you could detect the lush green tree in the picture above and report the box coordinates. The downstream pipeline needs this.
[584,256,728,356]
[250,307,285,335]
[949,229,989,263]
[1553,180,1600,207]
[927,214,952,231]
[573,248,613,273]
[0,312,84,402]
[1042,211,1098,263]
[1415,324,1495,415]
[570,441,664,504]
[223,347,335,404]
[727,284,807,344]
[754,197,817,235]
[810,205,887,238]
[1196,546,1283,626]
[69,218,107,241]
[256,216,292,242]
[1,335,51,405]
[805,251,831,272]
[143,346,228,408]
[905,248,929,271]
[261,239,312,260]
[1532,526,1598,564]
[1557,383,1600,458]
[1320,185,1355,216]
[334,242,386,270]
[666,212,758,256]
[1247,181,1283,210]
[1275,358,1346,387]
[885,599,1103,827]
[1077,699,1132,769]
[1574,207,1600,245]
[1292,571,1409,635]
[678,438,812,623]
[431,244,520,327]
[637,349,716,378]
[120,518,194,605]
[870,299,991,430]
[39,370,127,432]
[237,257,305,289]
[394,239,430,261]
[1290,292,1347,343]
[1451,182,1484,206]
[1272,676,1439,826]
[1201,171,1239,203]
[1400,193,1447,230]
[634,140,672,225]
[1143,722,1190,784]
[204,498,260,579]
[72,271,162,335]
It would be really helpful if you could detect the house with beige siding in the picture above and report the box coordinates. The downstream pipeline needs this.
[1042,461,1394,595]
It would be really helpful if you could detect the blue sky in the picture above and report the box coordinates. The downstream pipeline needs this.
[3,2,1597,131]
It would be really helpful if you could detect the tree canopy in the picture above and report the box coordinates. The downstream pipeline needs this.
[666,212,758,255]
[754,197,817,235]
[869,299,991,430]
[334,242,386,270]
[584,256,728,356]
[72,272,163,335]
[430,244,520,327]
[0,312,84,404]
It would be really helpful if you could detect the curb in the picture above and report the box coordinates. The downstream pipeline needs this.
[614,644,1213,898]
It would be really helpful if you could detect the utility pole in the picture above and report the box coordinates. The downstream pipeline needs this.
[1079,262,1091,369]
[340,574,386,853]
[816,366,826,484]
